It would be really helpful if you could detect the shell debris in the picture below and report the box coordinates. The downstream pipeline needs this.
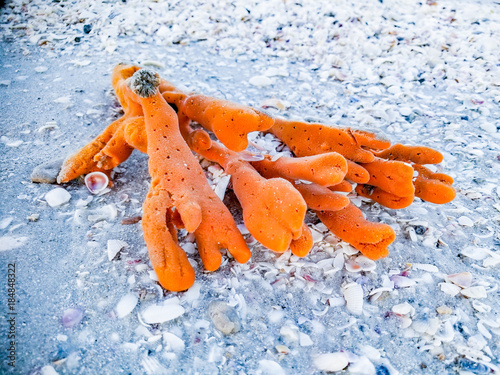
[313,352,349,373]
[343,282,364,315]
[45,187,71,207]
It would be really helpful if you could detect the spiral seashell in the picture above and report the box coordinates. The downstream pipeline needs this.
[85,171,109,194]
[342,282,364,315]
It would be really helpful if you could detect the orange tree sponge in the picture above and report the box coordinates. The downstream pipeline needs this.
[251,161,350,212]
[179,94,275,152]
[57,117,129,183]
[413,164,456,204]
[346,160,370,184]
[329,180,353,193]
[125,69,251,290]
[57,64,144,183]
[268,117,390,163]
[358,157,415,197]
[355,184,414,209]
[316,203,395,260]
[188,128,309,254]
[373,143,443,165]
[251,152,347,187]
[290,223,314,258]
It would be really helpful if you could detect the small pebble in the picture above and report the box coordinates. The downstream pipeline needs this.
[31,158,64,184]
[208,301,240,335]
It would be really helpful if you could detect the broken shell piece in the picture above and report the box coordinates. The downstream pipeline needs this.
[439,282,461,296]
[399,315,413,329]
[116,293,138,318]
[355,256,376,272]
[461,246,490,260]
[142,303,185,324]
[461,286,487,299]
[107,240,128,261]
[348,356,376,375]
[390,275,417,288]
[436,306,453,315]
[412,318,440,335]
[313,352,349,372]
[346,256,376,273]
[392,302,415,316]
[343,282,364,315]
[275,344,290,354]
[446,272,473,288]
[345,259,363,273]
[85,172,109,195]
[280,325,299,343]
[45,187,71,207]
[163,332,185,352]
[472,300,491,313]
[261,98,288,110]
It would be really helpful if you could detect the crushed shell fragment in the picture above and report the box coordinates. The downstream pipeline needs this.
[343,282,364,315]
[313,352,349,372]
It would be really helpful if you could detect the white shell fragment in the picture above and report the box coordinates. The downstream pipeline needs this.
[440,282,462,297]
[40,365,59,375]
[348,356,376,375]
[354,256,376,272]
[116,294,138,318]
[346,256,376,273]
[163,332,185,352]
[275,344,290,354]
[280,325,299,343]
[461,286,487,299]
[45,187,71,207]
[392,302,415,316]
[213,175,231,201]
[390,275,417,288]
[446,272,473,288]
[458,216,474,227]
[299,332,313,347]
[343,282,364,315]
[258,360,286,375]
[313,352,349,372]
[460,246,490,260]
[85,172,109,195]
[249,75,272,87]
[141,303,185,324]
[107,240,128,261]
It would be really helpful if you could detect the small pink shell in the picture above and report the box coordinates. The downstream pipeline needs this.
[62,308,84,328]
[85,172,109,194]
